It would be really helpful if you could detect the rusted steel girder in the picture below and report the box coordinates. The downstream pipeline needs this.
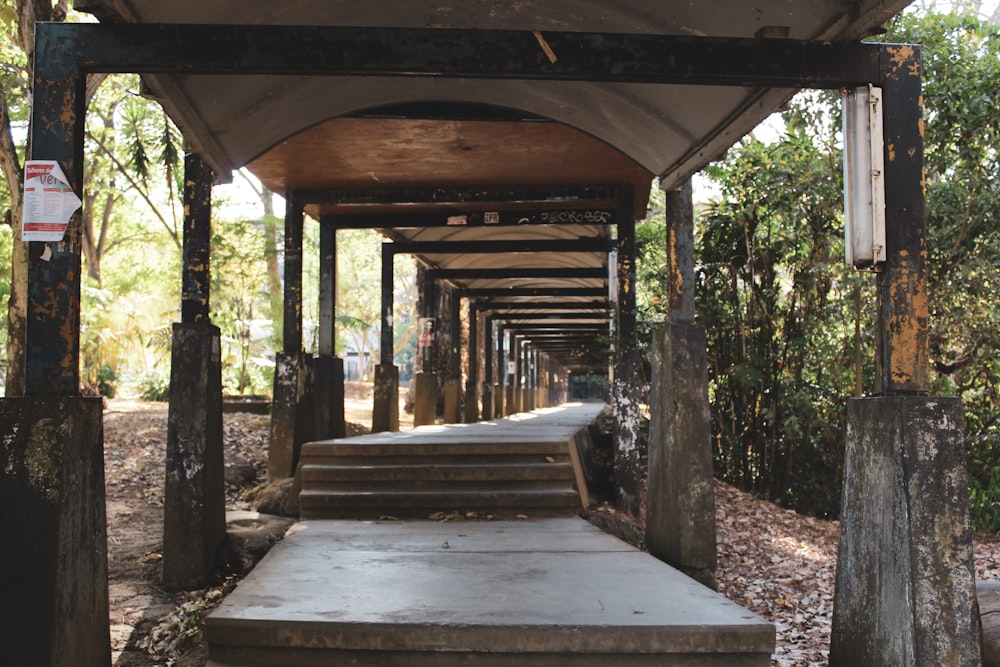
[380,242,394,366]
[181,153,213,323]
[318,223,336,357]
[666,181,696,324]
[40,22,882,88]
[282,194,304,353]
[24,49,85,395]
[877,45,928,395]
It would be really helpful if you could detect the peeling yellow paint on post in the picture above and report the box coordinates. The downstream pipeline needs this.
[887,143,896,162]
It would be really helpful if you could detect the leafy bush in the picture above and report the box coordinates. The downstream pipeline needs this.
[138,370,171,402]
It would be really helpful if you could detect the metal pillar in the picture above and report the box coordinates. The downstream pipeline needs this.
[373,243,399,432]
[465,301,479,423]
[831,47,980,666]
[315,222,345,439]
[482,315,494,420]
[443,289,462,423]
[163,153,225,591]
[269,195,315,479]
[413,269,439,426]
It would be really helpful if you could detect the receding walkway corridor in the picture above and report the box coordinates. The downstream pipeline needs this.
[205,404,774,666]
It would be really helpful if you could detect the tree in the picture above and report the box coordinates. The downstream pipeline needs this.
[694,94,872,517]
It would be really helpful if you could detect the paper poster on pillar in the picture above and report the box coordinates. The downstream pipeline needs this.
[21,160,82,242]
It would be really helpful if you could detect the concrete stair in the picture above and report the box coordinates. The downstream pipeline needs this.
[205,518,775,667]
[298,431,584,519]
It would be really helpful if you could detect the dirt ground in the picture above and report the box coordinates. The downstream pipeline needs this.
[104,382,409,666]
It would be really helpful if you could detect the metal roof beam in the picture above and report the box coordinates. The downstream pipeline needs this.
[44,22,886,88]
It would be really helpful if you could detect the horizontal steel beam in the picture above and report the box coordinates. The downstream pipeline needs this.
[430,268,606,280]
[463,287,606,298]
[323,207,617,229]
[308,184,621,207]
[392,239,615,254]
[481,300,610,311]
[41,22,887,88]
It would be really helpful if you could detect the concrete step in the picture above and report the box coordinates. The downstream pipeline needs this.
[302,462,575,491]
[205,518,775,667]
[299,440,570,465]
[299,488,581,519]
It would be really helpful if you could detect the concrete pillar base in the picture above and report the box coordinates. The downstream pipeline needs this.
[314,356,345,440]
[372,364,399,433]
[505,384,516,416]
[413,372,438,426]
[465,383,479,424]
[268,351,315,480]
[613,347,643,516]
[830,396,981,666]
[481,385,493,422]
[494,384,504,419]
[164,321,226,590]
[0,396,110,666]
[523,388,534,412]
[443,378,461,424]
[646,324,717,590]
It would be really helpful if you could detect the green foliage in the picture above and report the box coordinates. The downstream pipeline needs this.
[696,92,874,518]
[212,216,277,395]
[137,369,171,402]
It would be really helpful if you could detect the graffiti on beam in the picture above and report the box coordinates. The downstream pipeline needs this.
[524,210,614,225]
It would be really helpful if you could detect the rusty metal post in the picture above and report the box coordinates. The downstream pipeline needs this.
[483,315,494,420]
[315,221,345,439]
[465,301,479,423]
[163,153,225,591]
[875,46,929,395]
[282,194,304,354]
[24,43,86,396]
[181,153,212,323]
[269,194,315,479]
[443,289,462,423]
[373,243,398,432]
[510,332,521,414]
[831,46,980,666]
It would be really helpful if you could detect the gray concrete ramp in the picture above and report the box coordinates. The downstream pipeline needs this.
[206,403,774,665]
[206,518,774,666]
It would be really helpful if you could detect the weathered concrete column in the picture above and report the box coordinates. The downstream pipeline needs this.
[373,243,399,432]
[269,195,316,478]
[163,321,225,589]
[831,397,979,665]
[163,153,225,590]
[831,47,979,666]
[1,48,110,665]
[645,181,717,589]
[314,221,346,440]
[465,301,480,423]
[613,189,643,514]
[0,397,109,666]
[443,289,462,423]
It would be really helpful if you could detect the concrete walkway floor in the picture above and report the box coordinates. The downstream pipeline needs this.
[206,402,774,665]
[206,518,774,665]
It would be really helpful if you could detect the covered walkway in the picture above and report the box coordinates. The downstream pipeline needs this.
[205,403,774,666]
